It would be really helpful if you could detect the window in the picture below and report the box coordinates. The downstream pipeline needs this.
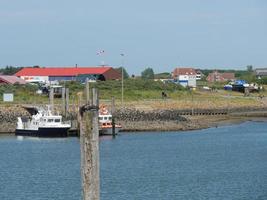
[48,119,54,123]
[55,119,60,123]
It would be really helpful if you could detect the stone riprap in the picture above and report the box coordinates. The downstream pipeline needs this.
[0,105,30,133]
[114,108,187,122]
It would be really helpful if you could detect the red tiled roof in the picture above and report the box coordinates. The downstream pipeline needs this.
[173,68,196,77]
[221,73,235,80]
[15,67,112,77]
[0,75,27,84]
[206,71,235,82]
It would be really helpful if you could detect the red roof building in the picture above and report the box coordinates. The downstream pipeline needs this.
[206,71,235,82]
[15,66,121,82]
[172,67,197,87]
[172,68,196,78]
[0,75,27,84]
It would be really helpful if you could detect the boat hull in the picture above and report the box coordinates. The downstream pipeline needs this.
[15,127,69,138]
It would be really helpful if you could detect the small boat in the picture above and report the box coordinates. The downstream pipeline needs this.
[15,106,71,137]
[98,105,122,135]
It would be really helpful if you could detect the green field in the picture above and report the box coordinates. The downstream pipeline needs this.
[0,79,265,110]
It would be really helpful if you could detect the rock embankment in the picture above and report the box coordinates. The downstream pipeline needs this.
[114,108,187,122]
[114,108,194,131]
[0,105,30,133]
[113,107,267,132]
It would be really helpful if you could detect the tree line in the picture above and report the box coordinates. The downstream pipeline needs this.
[2,65,267,84]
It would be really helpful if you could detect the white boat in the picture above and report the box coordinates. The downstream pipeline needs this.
[15,106,71,137]
[98,105,122,135]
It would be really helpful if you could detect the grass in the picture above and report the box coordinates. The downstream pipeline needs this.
[0,80,265,111]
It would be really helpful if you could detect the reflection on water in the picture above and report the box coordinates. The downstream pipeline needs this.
[1,121,267,200]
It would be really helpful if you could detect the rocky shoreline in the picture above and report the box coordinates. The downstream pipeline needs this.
[114,107,267,132]
[0,105,30,133]
[0,105,266,134]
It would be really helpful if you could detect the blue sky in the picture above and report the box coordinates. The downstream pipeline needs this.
[0,0,266,75]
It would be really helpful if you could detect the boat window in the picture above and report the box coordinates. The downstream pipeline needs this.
[104,117,108,120]
[108,117,112,120]
[48,119,54,123]
[99,117,103,120]
[55,119,60,123]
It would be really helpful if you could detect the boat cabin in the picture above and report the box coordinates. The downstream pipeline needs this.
[40,116,62,124]
[99,116,112,122]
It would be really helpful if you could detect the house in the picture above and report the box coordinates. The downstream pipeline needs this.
[172,67,197,87]
[255,68,267,79]
[196,70,204,80]
[0,75,27,84]
[15,66,121,83]
[206,71,235,82]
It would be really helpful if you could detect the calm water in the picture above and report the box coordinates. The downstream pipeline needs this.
[1,121,267,200]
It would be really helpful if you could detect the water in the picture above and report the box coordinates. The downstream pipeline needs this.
[1,121,267,199]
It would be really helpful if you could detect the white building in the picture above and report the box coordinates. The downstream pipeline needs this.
[172,67,197,87]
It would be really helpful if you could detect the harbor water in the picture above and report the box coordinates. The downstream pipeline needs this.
[1,121,267,199]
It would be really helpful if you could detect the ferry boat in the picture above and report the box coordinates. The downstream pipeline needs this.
[15,107,71,137]
[99,105,122,135]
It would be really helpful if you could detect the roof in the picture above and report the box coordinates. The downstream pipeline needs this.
[255,68,267,76]
[173,68,196,76]
[256,72,267,76]
[0,75,27,84]
[206,71,235,82]
[15,67,113,77]
[221,73,235,80]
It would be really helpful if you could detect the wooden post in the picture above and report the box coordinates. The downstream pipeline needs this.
[111,96,116,137]
[77,92,83,136]
[62,87,66,116]
[49,87,54,114]
[85,78,90,104]
[65,88,69,117]
[80,88,100,200]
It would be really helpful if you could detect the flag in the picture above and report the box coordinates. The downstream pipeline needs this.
[97,50,105,55]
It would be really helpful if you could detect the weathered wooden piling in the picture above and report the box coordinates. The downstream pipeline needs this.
[65,88,69,117]
[62,87,66,116]
[85,78,90,104]
[49,87,54,114]
[61,88,70,117]
[79,88,100,200]
[111,96,116,137]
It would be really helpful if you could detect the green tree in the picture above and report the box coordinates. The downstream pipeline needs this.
[141,67,154,79]
[154,72,171,79]
[240,73,257,83]
[115,67,129,79]
[0,66,22,75]
[246,65,253,72]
